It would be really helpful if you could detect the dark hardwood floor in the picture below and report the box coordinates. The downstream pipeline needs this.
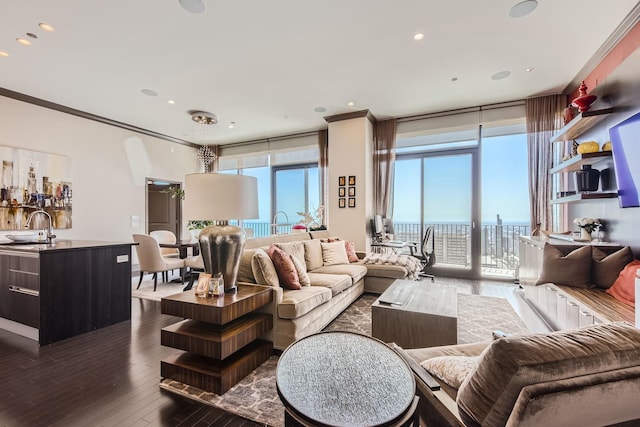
[0,276,544,427]
[0,298,263,427]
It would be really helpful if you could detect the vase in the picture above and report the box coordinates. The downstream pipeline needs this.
[571,81,597,113]
[581,228,592,241]
[574,164,600,192]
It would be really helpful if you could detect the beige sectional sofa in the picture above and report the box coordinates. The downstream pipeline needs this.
[237,230,412,350]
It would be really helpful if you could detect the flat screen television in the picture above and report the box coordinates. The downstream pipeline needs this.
[609,111,640,207]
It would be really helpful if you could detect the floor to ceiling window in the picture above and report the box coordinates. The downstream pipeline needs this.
[391,105,529,279]
[273,164,319,234]
[217,133,320,237]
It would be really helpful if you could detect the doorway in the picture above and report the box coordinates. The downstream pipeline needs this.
[146,179,182,239]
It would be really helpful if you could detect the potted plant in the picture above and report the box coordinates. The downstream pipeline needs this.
[296,205,326,231]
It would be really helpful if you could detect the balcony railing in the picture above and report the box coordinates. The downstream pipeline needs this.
[243,221,529,278]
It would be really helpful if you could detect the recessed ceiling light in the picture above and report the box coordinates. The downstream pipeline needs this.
[491,70,511,80]
[451,77,459,82]
[179,0,206,14]
[167,99,175,104]
[38,23,55,32]
[0,51,9,57]
[16,38,31,46]
[347,101,355,107]
[229,122,236,129]
[141,89,158,96]
[314,107,326,113]
[414,33,424,41]
[525,67,534,72]
[509,0,538,18]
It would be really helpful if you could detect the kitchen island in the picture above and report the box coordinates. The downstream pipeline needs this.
[0,240,134,345]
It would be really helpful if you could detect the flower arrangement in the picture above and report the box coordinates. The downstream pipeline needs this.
[573,217,602,234]
[297,205,325,230]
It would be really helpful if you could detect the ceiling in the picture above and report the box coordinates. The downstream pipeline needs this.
[1,0,639,147]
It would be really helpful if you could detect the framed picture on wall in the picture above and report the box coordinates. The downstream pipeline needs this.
[348,198,356,208]
[348,176,356,186]
[339,187,346,197]
[338,198,346,208]
[348,186,356,197]
[339,176,346,186]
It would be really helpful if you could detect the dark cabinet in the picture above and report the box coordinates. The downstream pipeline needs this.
[0,242,133,345]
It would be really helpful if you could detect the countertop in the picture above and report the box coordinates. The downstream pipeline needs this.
[0,239,135,253]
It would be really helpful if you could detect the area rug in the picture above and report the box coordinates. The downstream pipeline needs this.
[160,292,529,427]
[131,274,185,301]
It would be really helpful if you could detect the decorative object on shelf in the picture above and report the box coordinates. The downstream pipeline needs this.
[184,173,258,293]
[574,217,601,242]
[195,145,217,172]
[577,141,599,154]
[602,141,612,151]
[562,105,576,125]
[574,164,600,192]
[571,81,597,113]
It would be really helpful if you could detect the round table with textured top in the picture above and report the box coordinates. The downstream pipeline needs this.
[276,331,418,427]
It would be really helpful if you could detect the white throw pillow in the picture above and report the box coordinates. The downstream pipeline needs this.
[290,254,311,286]
[420,356,479,389]
[321,241,349,266]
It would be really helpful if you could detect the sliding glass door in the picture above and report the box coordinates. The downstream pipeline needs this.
[394,148,479,277]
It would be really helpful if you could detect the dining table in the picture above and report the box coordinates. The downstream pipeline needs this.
[159,239,200,285]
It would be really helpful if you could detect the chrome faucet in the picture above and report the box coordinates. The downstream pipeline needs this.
[271,211,289,234]
[25,209,56,243]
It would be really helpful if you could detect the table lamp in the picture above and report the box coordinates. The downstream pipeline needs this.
[184,173,258,293]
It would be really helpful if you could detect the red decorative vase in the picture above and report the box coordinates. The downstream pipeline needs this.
[571,81,597,113]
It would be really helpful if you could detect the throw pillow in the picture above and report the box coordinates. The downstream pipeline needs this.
[303,239,324,271]
[290,254,311,286]
[606,259,640,307]
[592,246,634,289]
[420,356,479,389]
[251,248,279,287]
[275,242,307,273]
[344,240,359,263]
[536,244,592,288]
[237,248,257,283]
[268,245,301,290]
[321,241,350,266]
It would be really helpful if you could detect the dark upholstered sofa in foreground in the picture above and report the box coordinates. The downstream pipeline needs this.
[393,322,640,427]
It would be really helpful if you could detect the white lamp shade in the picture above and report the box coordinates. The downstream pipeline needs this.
[184,173,258,221]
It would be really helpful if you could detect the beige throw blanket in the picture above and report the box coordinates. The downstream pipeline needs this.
[363,252,423,280]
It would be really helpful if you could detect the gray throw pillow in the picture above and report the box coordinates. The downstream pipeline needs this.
[535,244,592,287]
[592,246,634,289]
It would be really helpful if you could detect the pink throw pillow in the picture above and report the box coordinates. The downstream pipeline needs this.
[268,245,301,290]
[344,241,358,263]
[606,259,640,307]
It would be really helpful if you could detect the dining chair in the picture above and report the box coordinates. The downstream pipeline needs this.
[132,234,185,291]
[150,230,180,258]
[183,254,205,291]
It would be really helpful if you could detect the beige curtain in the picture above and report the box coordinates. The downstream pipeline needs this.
[373,119,397,217]
[318,129,329,217]
[526,95,565,235]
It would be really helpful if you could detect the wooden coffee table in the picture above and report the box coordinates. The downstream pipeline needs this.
[372,279,457,349]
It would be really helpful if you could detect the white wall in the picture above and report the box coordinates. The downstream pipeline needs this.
[0,96,198,246]
[327,116,373,250]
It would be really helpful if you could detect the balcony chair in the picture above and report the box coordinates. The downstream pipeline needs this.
[132,234,185,291]
[414,226,436,282]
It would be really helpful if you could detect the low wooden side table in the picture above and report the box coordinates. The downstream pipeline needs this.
[160,284,273,394]
[276,331,418,426]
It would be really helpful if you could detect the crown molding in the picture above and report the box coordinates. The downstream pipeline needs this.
[0,87,199,148]
[324,109,376,124]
